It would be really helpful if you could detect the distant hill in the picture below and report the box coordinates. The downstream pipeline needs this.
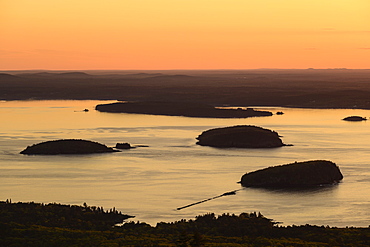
[147,74,193,80]
[17,71,92,79]
[0,73,19,80]
[56,72,92,78]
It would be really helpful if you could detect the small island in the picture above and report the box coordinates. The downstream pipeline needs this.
[115,142,135,149]
[20,139,118,155]
[95,101,273,118]
[342,116,367,121]
[196,125,286,148]
[240,160,343,188]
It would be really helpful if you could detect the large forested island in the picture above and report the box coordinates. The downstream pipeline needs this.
[240,160,343,188]
[96,101,272,118]
[196,125,286,148]
[1,200,369,246]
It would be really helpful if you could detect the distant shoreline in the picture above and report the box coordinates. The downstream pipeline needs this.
[2,98,370,110]
[2,69,370,109]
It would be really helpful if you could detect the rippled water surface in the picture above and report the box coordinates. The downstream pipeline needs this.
[1,100,370,227]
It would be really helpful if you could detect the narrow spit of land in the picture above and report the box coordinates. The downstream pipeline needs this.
[95,101,273,118]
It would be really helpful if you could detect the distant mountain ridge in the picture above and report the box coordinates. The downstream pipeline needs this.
[0,73,20,80]
[17,71,93,78]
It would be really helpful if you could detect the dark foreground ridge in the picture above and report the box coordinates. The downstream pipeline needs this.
[196,125,286,148]
[240,160,343,188]
[20,139,118,155]
[1,200,369,246]
[0,201,133,230]
[95,101,273,118]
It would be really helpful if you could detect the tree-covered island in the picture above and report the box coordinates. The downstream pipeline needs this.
[20,139,118,155]
[95,101,273,118]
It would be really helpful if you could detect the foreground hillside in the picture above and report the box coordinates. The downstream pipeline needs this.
[2,69,370,109]
[1,201,369,246]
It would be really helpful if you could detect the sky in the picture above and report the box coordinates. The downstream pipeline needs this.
[1,0,370,70]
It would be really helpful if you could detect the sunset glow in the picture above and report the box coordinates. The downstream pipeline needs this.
[2,0,370,70]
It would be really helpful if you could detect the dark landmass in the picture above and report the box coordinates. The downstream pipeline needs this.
[0,201,133,230]
[115,142,134,149]
[0,73,20,80]
[342,116,367,121]
[240,160,343,188]
[96,101,273,118]
[1,201,369,247]
[20,139,118,155]
[2,69,370,109]
[196,125,286,148]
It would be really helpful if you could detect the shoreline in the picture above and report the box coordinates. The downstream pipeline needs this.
[2,69,370,110]
[2,98,370,111]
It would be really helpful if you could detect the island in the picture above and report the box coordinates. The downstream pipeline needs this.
[20,139,118,155]
[95,101,273,118]
[240,160,343,188]
[342,116,367,121]
[115,142,135,149]
[196,125,287,148]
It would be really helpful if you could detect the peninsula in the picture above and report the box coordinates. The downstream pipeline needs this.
[95,101,273,118]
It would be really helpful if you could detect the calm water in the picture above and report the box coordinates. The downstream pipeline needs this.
[1,100,370,227]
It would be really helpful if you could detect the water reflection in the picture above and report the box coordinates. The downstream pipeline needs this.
[1,100,370,227]
[243,183,340,195]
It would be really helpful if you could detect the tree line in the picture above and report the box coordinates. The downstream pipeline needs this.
[1,200,369,246]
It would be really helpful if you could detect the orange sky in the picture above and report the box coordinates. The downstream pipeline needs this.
[1,0,370,70]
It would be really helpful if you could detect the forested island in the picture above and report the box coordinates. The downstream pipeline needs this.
[95,101,272,118]
[240,160,343,188]
[196,125,286,148]
[1,200,369,246]
[20,139,118,155]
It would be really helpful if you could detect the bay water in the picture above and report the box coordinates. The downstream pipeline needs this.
[1,100,369,227]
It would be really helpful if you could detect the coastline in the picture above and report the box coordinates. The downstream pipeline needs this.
[2,69,370,110]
